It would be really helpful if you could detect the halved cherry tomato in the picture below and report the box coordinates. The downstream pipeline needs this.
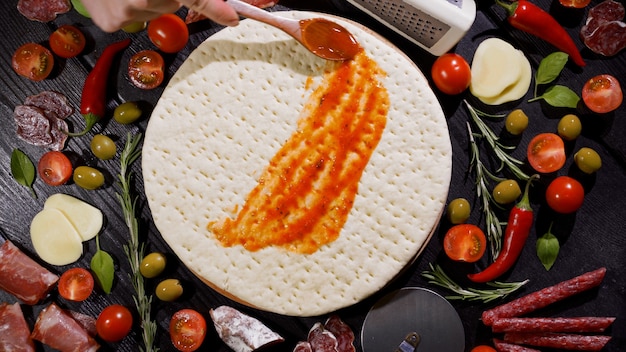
[147,14,189,53]
[558,0,591,8]
[128,50,165,90]
[527,133,566,173]
[471,346,497,352]
[582,74,623,114]
[58,268,94,301]
[546,176,585,214]
[38,151,73,186]
[431,53,471,95]
[96,304,133,342]
[49,25,86,58]
[170,309,207,351]
[443,224,486,263]
[12,43,54,81]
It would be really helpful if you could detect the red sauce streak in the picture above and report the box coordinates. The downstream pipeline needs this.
[209,51,389,253]
[300,18,362,61]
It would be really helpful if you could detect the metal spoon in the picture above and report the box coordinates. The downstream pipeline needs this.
[226,0,361,61]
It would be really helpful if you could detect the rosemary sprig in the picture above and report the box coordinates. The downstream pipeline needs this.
[422,263,528,303]
[464,100,530,182]
[117,132,159,352]
[467,122,505,258]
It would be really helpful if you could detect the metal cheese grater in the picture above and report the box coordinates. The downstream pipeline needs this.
[342,0,476,55]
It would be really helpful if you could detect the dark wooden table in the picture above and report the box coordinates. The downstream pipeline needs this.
[1,0,625,351]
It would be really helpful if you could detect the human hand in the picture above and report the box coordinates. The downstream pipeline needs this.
[81,0,239,32]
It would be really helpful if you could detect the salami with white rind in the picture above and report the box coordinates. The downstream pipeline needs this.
[581,0,626,56]
[324,315,355,352]
[503,332,611,351]
[209,306,284,352]
[17,0,71,22]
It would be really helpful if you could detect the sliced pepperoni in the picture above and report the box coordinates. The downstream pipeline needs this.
[24,91,73,121]
[17,0,71,22]
[493,338,541,352]
[0,302,35,352]
[308,322,339,352]
[324,315,355,352]
[491,317,616,333]
[14,105,54,147]
[0,240,58,305]
[503,332,611,351]
[482,268,606,326]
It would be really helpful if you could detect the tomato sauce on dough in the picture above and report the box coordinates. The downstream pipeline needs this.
[209,51,389,253]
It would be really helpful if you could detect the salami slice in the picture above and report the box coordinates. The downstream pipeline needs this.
[24,91,73,121]
[209,306,284,352]
[0,302,36,352]
[482,268,606,326]
[493,339,541,352]
[14,105,54,147]
[294,341,314,352]
[308,322,339,352]
[491,316,615,333]
[324,315,355,352]
[0,240,58,305]
[17,0,71,22]
[580,0,626,56]
[503,332,611,351]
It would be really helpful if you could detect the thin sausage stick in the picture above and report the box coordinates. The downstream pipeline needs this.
[503,332,611,351]
[493,338,541,352]
[491,316,615,333]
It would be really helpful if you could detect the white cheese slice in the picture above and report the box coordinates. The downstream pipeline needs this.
[44,193,103,241]
[470,37,523,99]
[30,208,83,266]
[477,49,532,105]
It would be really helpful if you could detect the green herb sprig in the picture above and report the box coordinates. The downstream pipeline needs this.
[422,263,528,303]
[528,52,580,108]
[10,149,36,198]
[116,133,158,352]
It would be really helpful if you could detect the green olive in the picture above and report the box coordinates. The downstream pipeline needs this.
[447,198,471,224]
[90,134,117,160]
[73,166,105,190]
[557,114,582,141]
[155,279,183,302]
[140,252,167,278]
[505,109,529,136]
[574,147,602,174]
[122,21,147,33]
[113,102,142,124]
[492,179,522,204]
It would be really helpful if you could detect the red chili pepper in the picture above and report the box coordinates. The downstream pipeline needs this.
[68,38,131,136]
[468,175,539,283]
[496,0,586,67]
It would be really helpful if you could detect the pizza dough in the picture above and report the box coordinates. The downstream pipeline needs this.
[143,11,452,316]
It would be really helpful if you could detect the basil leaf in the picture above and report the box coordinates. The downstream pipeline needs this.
[536,52,569,86]
[540,85,581,108]
[10,149,36,198]
[536,231,560,271]
[91,248,115,294]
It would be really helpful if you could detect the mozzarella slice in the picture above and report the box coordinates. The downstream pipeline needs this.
[470,38,524,100]
[44,193,103,241]
[30,208,83,266]
[477,49,532,105]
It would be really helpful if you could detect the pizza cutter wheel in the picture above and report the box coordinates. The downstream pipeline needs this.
[361,287,465,352]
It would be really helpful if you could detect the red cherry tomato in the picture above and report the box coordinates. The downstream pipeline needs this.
[170,309,207,351]
[582,74,623,113]
[527,133,566,173]
[49,25,86,58]
[431,53,471,95]
[443,224,487,263]
[58,268,94,301]
[96,305,133,342]
[558,0,591,8]
[12,43,54,81]
[546,176,585,214]
[38,151,73,186]
[147,14,189,53]
[128,50,165,90]
[471,346,497,352]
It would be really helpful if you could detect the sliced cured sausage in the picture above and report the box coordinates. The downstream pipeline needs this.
[209,305,284,352]
[491,316,615,333]
[0,302,36,352]
[17,0,71,22]
[0,240,58,305]
[24,91,73,121]
[308,322,339,352]
[580,0,626,56]
[503,332,611,351]
[482,268,606,326]
[324,315,355,352]
[493,339,540,352]
[13,91,72,151]
[31,303,100,352]
[14,105,54,147]
[294,341,313,352]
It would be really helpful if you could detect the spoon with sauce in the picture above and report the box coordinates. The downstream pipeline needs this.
[226,0,361,61]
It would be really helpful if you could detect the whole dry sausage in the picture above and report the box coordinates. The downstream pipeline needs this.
[503,332,611,351]
[493,338,541,352]
[491,317,615,333]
